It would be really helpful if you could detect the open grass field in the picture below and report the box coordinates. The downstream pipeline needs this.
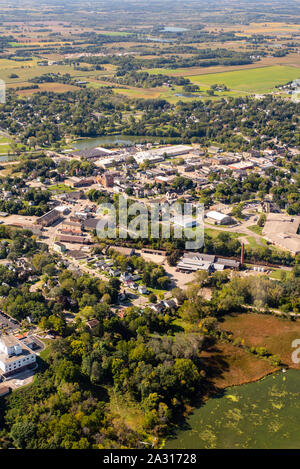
[0,135,13,155]
[49,184,75,193]
[244,235,268,249]
[0,58,39,69]
[248,225,264,235]
[95,31,133,37]
[187,65,300,94]
[205,228,243,239]
[12,82,81,96]
[113,86,164,99]
[9,41,72,48]
[146,54,300,77]
[206,22,300,36]
[270,269,293,281]
[1,63,112,86]
[220,313,300,368]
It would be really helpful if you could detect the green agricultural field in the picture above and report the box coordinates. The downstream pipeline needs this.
[186,65,300,94]
[97,31,133,36]
[0,63,112,86]
[0,135,14,154]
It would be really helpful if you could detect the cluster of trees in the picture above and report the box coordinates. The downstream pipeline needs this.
[106,49,254,72]
[212,274,300,314]
[109,250,171,290]
[0,231,299,448]
[14,153,96,183]
[29,73,85,87]
[109,71,190,88]
[1,86,299,151]
[0,177,51,216]
[0,226,39,261]
[0,309,205,448]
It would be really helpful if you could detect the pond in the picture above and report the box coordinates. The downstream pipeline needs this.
[175,93,204,98]
[162,27,189,33]
[165,370,300,449]
[72,134,177,150]
[0,155,16,162]
[147,37,171,43]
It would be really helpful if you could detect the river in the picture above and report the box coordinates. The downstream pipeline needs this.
[166,370,300,449]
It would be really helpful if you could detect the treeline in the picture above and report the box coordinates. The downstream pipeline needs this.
[29,73,85,87]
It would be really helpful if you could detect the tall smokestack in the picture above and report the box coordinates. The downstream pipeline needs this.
[241,242,244,266]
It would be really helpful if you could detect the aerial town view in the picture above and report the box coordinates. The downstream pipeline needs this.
[0,0,300,456]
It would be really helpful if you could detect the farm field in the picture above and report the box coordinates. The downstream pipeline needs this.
[11,82,82,96]
[1,63,113,86]
[0,135,13,155]
[146,54,300,77]
[186,65,300,94]
[212,21,300,36]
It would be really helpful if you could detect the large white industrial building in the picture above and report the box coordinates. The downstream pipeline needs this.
[0,335,36,377]
[205,210,233,225]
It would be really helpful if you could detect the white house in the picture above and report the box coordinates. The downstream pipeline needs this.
[138,285,148,294]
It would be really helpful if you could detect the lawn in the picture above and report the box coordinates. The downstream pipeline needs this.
[205,228,243,239]
[270,269,293,281]
[49,184,74,193]
[245,236,268,249]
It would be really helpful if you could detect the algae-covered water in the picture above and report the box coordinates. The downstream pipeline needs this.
[166,370,300,449]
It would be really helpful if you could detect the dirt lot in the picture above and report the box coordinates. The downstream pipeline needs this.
[219,313,300,368]
[2,214,38,226]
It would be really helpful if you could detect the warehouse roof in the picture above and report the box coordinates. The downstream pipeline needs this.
[206,210,230,221]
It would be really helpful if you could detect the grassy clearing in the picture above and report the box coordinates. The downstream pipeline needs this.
[248,225,263,235]
[0,58,38,68]
[109,390,145,432]
[0,144,12,154]
[205,228,243,239]
[270,269,293,280]
[245,236,268,249]
[49,184,74,193]
[14,82,81,95]
[96,31,133,37]
[0,136,11,144]
[113,86,163,99]
[1,63,110,85]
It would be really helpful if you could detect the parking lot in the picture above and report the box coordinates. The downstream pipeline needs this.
[0,311,19,334]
